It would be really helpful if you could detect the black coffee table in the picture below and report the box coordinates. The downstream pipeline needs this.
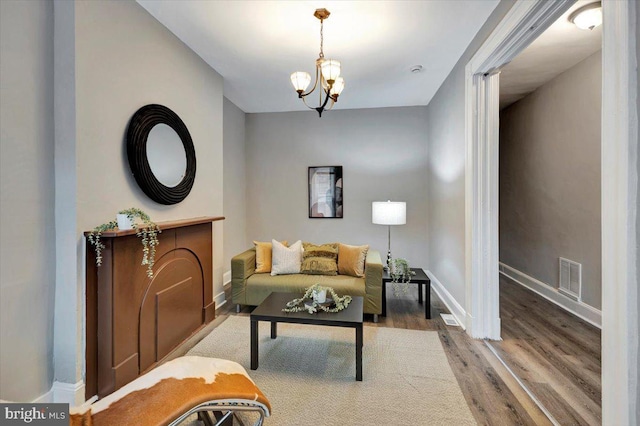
[381,267,432,319]
[250,292,364,381]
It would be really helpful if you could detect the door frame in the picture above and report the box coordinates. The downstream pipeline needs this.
[463,0,571,340]
[464,0,638,423]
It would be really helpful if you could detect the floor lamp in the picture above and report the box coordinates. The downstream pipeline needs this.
[372,201,406,270]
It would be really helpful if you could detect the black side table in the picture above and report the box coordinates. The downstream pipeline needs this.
[381,268,432,319]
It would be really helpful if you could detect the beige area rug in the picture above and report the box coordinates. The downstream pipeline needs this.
[186,315,475,426]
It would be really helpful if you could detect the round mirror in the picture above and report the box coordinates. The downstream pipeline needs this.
[126,104,196,205]
[147,124,187,187]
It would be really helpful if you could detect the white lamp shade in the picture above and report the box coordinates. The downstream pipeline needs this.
[290,71,311,92]
[330,77,345,96]
[372,201,406,225]
[320,59,341,83]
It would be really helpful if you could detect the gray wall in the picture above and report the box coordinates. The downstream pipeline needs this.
[244,107,428,267]
[499,52,602,309]
[223,98,247,273]
[0,0,225,399]
[0,0,56,402]
[66,0,223,390]
[425,1,515,307]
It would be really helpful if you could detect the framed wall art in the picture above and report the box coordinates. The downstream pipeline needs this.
[308,166,343,218]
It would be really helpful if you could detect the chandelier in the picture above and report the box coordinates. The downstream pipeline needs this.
[290,8,345,117]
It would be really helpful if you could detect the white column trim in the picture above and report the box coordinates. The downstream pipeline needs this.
[601,0,638,423]
[464,72,501,339]
[53,0,82,391]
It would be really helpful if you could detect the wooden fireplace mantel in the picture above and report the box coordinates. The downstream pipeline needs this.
[83,216,224,237]
[85,216,224,399]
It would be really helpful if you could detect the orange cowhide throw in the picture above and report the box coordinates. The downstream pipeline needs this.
[70,357,271,426]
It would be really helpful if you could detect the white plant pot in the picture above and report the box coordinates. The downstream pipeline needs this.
[117,214,134,230]
[313,289,327,304]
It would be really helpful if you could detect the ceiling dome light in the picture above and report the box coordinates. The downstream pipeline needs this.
[569,2,602,30]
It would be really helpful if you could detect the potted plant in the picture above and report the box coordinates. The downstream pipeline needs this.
[282,284,353,314]
[390,258,416,296]
[87,208,161,278]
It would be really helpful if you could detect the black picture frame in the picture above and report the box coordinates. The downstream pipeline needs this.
[308,166,343,218]
[126,104,196,205]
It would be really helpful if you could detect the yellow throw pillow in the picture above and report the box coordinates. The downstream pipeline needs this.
[301,242,339,275]
[337,243,369,277]
[254,240,288,273]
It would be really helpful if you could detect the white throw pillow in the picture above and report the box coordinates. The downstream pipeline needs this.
[271,239,303,276]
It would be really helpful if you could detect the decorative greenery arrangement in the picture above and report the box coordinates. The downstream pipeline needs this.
[282,284,353,314]
[390,258,416,296]
[87,208,161,278]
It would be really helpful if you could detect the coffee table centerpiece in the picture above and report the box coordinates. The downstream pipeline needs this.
[282,284,352,314]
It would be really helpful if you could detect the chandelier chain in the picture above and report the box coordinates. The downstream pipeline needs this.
[319,19,324,58]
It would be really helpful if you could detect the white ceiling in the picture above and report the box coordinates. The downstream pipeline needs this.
[499,0,602,109]
[137,0,500,113]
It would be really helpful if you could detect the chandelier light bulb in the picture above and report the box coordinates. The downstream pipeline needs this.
[330,77,345,96]
[290,72,311,93]
[320,59,341,84]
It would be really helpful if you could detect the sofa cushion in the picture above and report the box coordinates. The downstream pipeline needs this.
[338,243,369,277]
[271,240,302,276]
[301,242,338,275]
[253,240,287,273]
[245,273,366,306]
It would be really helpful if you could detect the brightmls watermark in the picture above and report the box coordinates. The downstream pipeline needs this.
[0,404,68,425]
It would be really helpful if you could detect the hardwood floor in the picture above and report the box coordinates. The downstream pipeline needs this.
[219,279,603,425]
[490,275,601,425]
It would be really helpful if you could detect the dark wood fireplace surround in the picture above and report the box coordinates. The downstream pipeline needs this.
[85,216,223,399]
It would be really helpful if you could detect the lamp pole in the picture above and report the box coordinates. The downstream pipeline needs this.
[387,224,392,270]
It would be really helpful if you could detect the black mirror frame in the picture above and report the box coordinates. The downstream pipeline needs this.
[126,104,196,205]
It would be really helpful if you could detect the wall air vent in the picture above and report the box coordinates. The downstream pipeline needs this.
[559,257,582,301]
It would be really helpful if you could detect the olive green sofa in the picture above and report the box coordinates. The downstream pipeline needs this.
[231,248,383,321]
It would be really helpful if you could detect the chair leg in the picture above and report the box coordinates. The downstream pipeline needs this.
[197,412,216,426]
[373,314,379,323]
[236,304,242,313]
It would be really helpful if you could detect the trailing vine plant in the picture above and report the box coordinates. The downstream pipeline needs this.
[390,258,416,297]
[282,284,352,314]
[87,208,161,278]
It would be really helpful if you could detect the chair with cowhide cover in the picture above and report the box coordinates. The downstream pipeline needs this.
[70,356,271,426]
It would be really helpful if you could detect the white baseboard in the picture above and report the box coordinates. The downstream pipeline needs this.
[223,270,231,286]
[499,262,602,329]
[31,388,54,404]
[52,380,85,405]
[426,270,467,330]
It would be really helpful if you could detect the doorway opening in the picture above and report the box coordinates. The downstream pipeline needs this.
[464,1,637,424]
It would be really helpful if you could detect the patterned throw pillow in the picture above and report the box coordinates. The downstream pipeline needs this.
[301,242,339,275]
[254,240,288,273]
[271,240,303,276]
[337,243,369,277]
